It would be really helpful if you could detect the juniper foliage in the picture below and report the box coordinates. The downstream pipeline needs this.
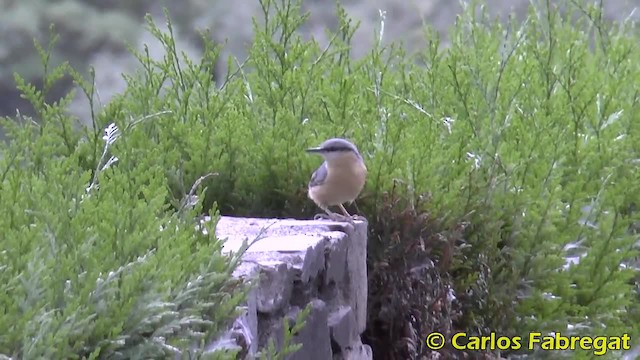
[0,0,639,358]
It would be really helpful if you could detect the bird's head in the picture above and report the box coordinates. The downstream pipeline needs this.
[305,138,362,162]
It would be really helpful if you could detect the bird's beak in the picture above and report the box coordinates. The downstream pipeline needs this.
[305,147,324,153]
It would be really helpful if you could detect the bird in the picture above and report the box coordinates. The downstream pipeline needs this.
[305,138,367,222]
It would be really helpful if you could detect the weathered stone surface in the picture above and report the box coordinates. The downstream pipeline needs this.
[324,232,349,285]
[337,338,374,360]
[345,219,368,333]
[203,314,254,358]
[201,262,260,358]
[288,299,333,360]
[215,216,358,285]
[207,216,369,359]
[328,306,359,352]
[219,261,259,356]
[254,261,294,314]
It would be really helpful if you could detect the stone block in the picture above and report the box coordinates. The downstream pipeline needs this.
[324,233,348,286]
[328,306,359,352]
[338,338,373,360]
[254,261,294,314]
[207,216,369,359]
[288,299,332,360]
[345,220,368,333]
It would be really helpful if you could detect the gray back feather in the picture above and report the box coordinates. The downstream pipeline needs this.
[309,161,328,187]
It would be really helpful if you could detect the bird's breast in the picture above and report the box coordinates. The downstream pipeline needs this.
[308,158,367,206]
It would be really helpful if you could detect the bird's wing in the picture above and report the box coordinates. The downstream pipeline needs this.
[309,161,328,187]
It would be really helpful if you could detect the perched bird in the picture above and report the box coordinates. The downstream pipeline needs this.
[305,138,367,222]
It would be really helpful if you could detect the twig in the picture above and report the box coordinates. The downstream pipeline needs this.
[179,172,219,211]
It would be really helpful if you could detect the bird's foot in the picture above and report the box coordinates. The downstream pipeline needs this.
[313,212,354,223]
[313,213,332,220]
[350,214,367,222]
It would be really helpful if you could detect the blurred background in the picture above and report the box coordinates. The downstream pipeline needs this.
[2,2,640,358]
[1,0,639,126]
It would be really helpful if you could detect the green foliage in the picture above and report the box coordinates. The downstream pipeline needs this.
[2,0,640,358]
[221,0,639,357]
[358,0,640,357]
[0,21,250,360]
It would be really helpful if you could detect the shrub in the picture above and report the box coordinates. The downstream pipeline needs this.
[361,0,640,357]
[0,27,249,360]
[1,0,639,358]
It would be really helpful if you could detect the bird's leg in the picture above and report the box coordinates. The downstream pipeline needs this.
[338,204,351,217]
[335,204,356,223]
[339,203,367,222]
